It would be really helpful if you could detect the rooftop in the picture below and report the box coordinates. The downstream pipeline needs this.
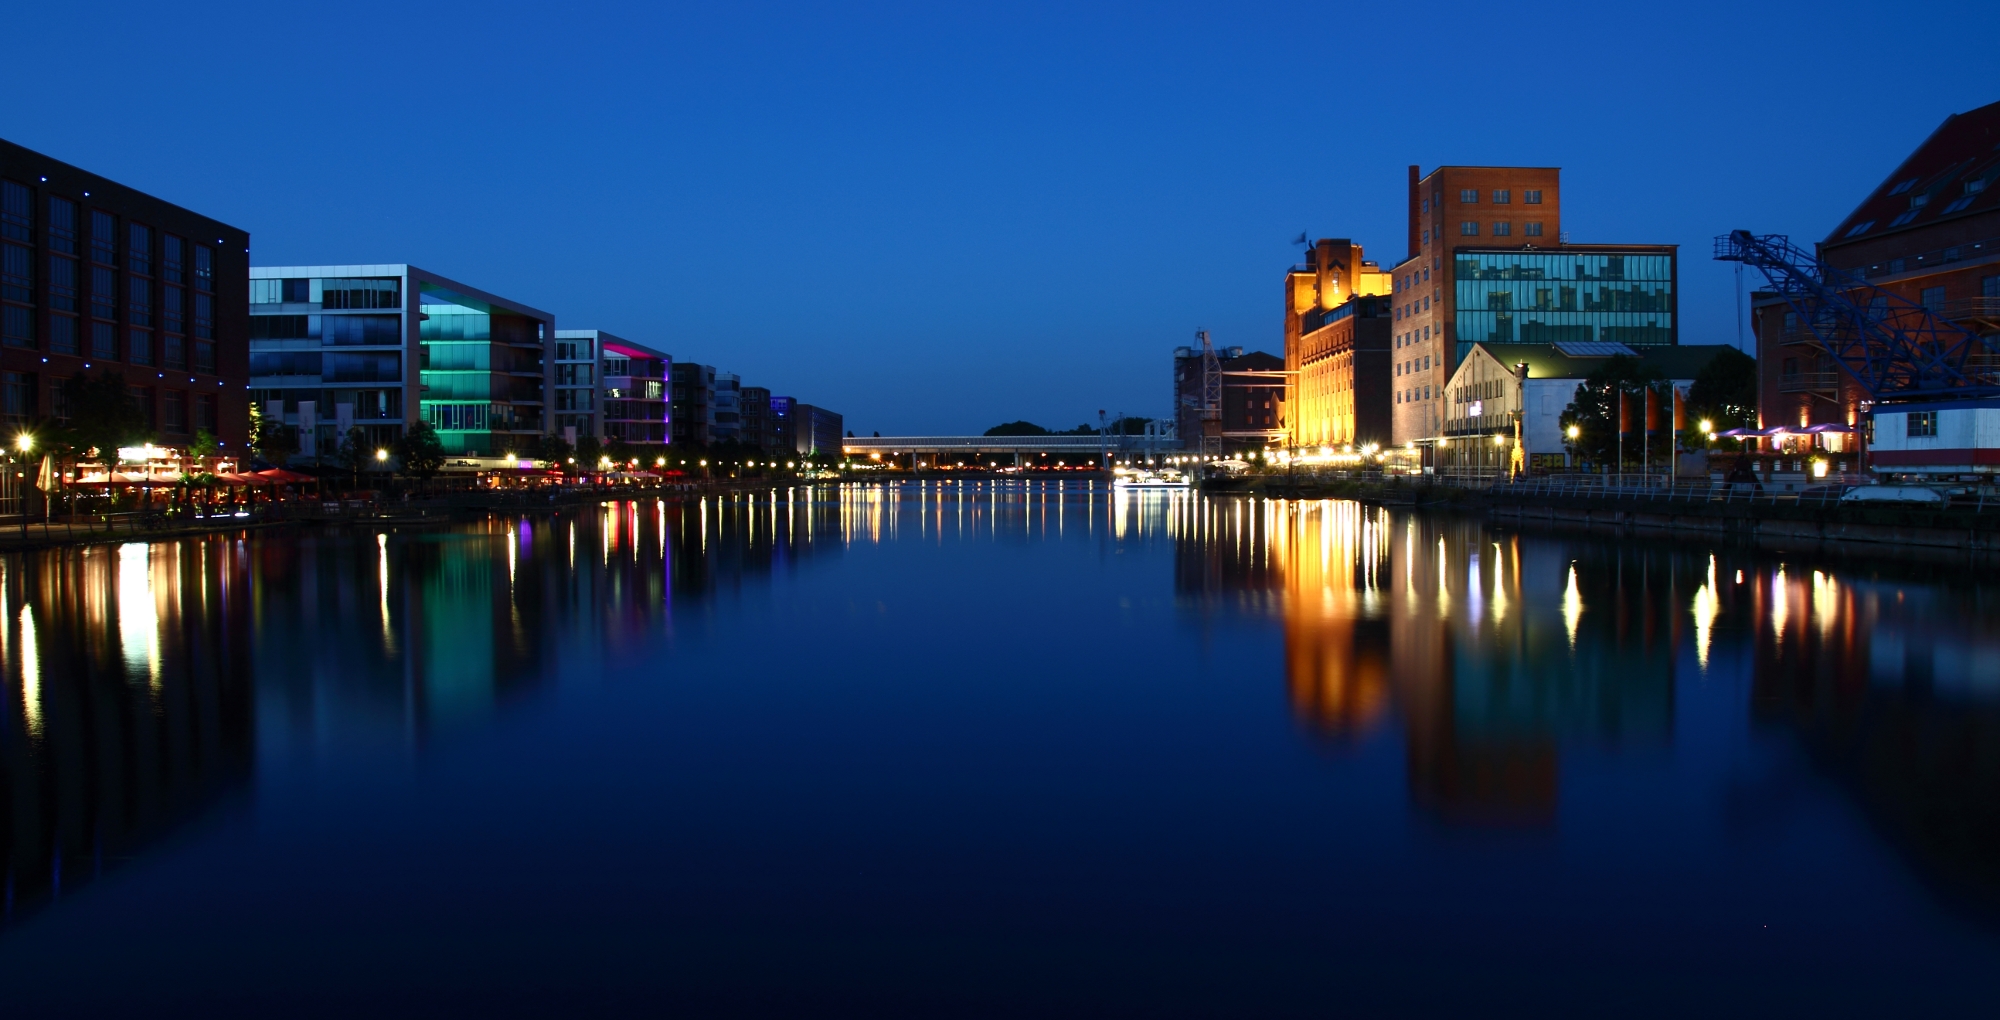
[1824,99,2000,250]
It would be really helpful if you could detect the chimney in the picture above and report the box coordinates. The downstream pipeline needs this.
[1315,239,1337,310]
[1408,165,1422,259]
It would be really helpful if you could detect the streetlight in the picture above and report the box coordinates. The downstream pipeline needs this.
[15,432,33,453]
[1698,419,1713,435]
[1566,424,1581,440]
[375,448,388,463]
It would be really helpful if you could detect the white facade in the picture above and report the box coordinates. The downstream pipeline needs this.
[1868,402,2000,475]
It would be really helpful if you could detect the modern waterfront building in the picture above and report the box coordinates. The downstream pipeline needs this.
[551,329,599,445]
[598,334,670,448]
[1756,98,2000,449]
[2,137,250,460]
[739,385,772,451]
[1283,238,1392,451]
[670,361,714,447]
[712,372,741,444]
[788,402,844,457]
[1387,166,1680,451]
[249,265,553,458]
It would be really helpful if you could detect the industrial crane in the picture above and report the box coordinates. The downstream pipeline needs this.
[1713,230,1996,402]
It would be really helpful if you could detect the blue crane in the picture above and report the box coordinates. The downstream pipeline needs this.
[1713,230,1995,402]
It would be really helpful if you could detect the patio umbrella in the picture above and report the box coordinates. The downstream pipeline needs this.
[35,454,53,492]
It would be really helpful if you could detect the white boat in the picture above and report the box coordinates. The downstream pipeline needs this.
[1113,470,1191,490]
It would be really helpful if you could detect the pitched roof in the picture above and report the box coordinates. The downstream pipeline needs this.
[1823,99,2000,250]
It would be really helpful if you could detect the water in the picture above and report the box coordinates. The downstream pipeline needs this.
[0,481,1995,1016]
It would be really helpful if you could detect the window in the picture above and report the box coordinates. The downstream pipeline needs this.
[49,315,77,355]
[1492,190,1510,204]
[318,278,400,309]
[249,279,281,305]
[1524,222,1543,237]
[49,377,70,421]
[427,403,488,431]
[128,223,151,276]
[1,305,31,348]
[1909,411,1937,437]
[162,390,186,433]
[194,292,213,338]
[1422,229,1429,245]
[320,314,400,346]
[1889,210,1919,227]
[91,265,116,319]
[128,275,151,326]
[1844,220,1875,237]
[1888,178,1918,196]
[1942,195,1975,214]
[1,242,30,302]
[1922,286,1946,310]
[1524,190,1542,205]
[1983,275,1999,298]
[1492,222,1511,236]
[1459,189,1479,203]
[1,180,31,242]
[48,197,77,254]
[1421,199,1429,214]
[1783,311,1798,331]
[164,333,184,370]
[194,245,213,291]
[90,210,117,265]
[90,321,116,358]
[196,393,217,432]
[162,285,183,333]
[161,235,183,283]
[2,372,33,422]
[194,341,215,373]
[1460,221,1479,236]
[130,328,152,366]
[48,255,77,311]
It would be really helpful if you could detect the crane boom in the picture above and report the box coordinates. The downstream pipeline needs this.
[1713,230,1996,402]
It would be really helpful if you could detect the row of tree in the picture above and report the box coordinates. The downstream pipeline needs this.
[1557,349,1758,466]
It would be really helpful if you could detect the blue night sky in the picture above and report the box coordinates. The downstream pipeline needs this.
[6,1,1995,435]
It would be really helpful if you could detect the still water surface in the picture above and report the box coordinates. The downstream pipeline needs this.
[0,482,1996,1015]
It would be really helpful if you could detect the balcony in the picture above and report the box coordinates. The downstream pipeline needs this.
[1779,369,1840,394]
[1937,297,2000,331]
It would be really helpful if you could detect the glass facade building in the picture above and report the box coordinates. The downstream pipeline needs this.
[250,264,554,459]
[1451,249,1676,362]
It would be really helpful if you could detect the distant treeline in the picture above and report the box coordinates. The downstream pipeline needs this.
[984,418,1157,437]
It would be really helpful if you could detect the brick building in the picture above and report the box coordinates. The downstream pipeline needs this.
[1755,98,2000,445]
[2,137,249,459]
[1283,238,1392,450]
[1173,345,1286,454]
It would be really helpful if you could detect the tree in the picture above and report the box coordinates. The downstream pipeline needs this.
[605,436,635,469]
[58,371,150,461]
[1686,346,1758,432]
[574,435,604,472]
[188,428,220,461]
[337,427,371,485]
[396,420,445,482]
[532,432,572,465]
[1557,355,1668,468]
[984,421,1050,437]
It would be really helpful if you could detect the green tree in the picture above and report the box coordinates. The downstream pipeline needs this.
[59,371,151,461]
[1558,356,1668,468]
[337,427,371,485]
[1686,346,1759,432]
[396,420,445,482]
[574,435,604,471]
[188,428,220,460]
[984,421,1049,437]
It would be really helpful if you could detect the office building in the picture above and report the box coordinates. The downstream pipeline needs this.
[788,402,844,457]
[249,265,553,458]
[2,138,250,460]
[739,386,776,451]
[671,361,714,447]
[712,372,741,444]
[551,329,599,444]
[598,334,670,448]
[1759,99,2000,442]
[1388,165,1680,453]
[1283,238,1392,450]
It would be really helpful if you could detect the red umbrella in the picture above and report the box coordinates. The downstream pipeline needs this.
[254,468,317,484]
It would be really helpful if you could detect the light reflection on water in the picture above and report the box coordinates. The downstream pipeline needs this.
[0,480,1997,1012]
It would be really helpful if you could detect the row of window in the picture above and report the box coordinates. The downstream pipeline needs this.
[1447,221,1545,238]
[1,179,214,285]
[250,277,401,308]
[2,308,215,368]
[0,370,217,431]
[1419,190,1545,213]
[1396,386,1432,404]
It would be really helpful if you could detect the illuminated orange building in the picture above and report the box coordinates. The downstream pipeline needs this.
[1284,238,1393,450]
